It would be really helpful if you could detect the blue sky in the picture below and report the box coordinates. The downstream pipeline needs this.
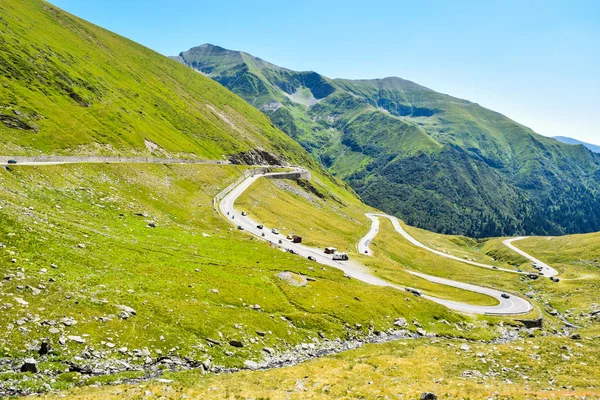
[49,0,600,145]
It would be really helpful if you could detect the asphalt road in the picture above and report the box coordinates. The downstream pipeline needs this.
[0,156,228,166]
[218,171,533,315]
[503,237,559,277]
[358,214,533,315]
[360,214,525,275]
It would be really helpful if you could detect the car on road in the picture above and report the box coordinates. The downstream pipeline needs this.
[308,256,316,261]
[332,252,349,261]
[256,224,263,229]
[7,160,17,164]
[271,228,279,234]
[492,266,498,269]
[241,211,247,216]
[501,293,510,299]
[405,287,423,297]
[287,249,297,255]
[237,225,244,230]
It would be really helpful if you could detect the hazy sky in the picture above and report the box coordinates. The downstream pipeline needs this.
[49,0,600,145]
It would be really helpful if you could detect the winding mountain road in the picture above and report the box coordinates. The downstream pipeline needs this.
[503,237,559,277]
[359,213,526,275]
[218,170,534,315]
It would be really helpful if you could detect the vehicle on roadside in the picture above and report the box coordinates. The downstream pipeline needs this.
[257,224,263,229]
[287,249,297,255]
[492,266,498,269]
[332,252,349,261]
[501,293,511,299]
[7,160,17,164]
[241,211,247,216]
[237,225,244,230]
[308,256,316,261]
[528,274,539,280]
[271,228,279,234]
[292,235,302,243]
[405,287,423,297]
[324,247,337,254]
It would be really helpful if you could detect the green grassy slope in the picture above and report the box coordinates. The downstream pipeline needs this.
[0,163,495,394]
[178,44,600,238]
[0,1,312,167]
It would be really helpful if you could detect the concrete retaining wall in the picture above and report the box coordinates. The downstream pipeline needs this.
[265,171,311,180]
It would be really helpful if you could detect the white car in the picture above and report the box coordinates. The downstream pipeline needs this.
[271,228,279,235]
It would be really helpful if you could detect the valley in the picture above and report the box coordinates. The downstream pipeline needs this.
[0,1,599,399]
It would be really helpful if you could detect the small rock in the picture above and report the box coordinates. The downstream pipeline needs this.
[77,243,85,249]
[460,344,470,351]
[67,335,86,344]
[421,393,437,400]
[229,339,244,348]
[394,318,407,327]
[244,360,259,370]
[571,333,582,340]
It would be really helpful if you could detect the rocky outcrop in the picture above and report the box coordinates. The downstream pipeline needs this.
[229,149,287,166]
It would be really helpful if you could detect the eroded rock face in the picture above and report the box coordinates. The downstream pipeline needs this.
[229,149,287,166]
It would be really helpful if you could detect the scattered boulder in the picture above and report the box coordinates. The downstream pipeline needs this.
[229,339,244,348]
[571,333,582,340]
[205,338,221,346]
[276,271,307,287]
[67,335,86,344]
[244,360,259,370]
[61,317,77,326]
[116,305,137,319]
[20,358,37,373]
[394,318,407,327]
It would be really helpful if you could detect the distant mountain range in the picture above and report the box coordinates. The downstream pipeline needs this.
[174,44,600,237]
[553,136,600,153]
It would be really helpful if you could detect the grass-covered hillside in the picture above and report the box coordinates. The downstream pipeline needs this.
[177,44,600,238]
[0,0,313,167]
[0,163,504,395]
[29,173,600,398]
